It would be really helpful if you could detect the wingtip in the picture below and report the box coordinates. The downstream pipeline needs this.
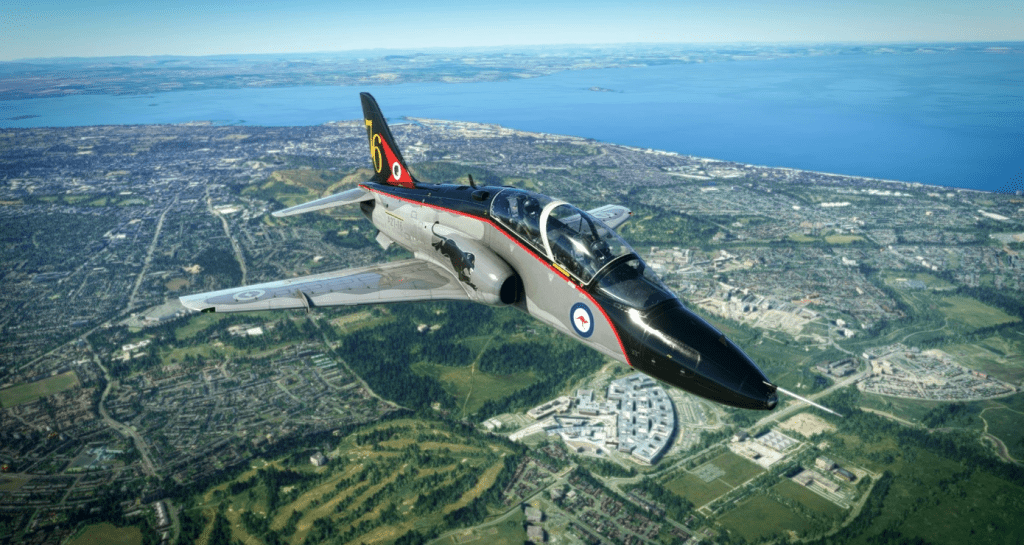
[179,295,212,312]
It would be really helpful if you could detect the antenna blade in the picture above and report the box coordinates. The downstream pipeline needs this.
[768,383,844,417]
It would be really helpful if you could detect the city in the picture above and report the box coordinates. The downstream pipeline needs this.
[2,117,1023,544]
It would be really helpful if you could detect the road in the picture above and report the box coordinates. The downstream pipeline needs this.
[206,187,248,285]
[979,407,1023,466]
[310,316,404,411]
[128,196,178,310]
[87,339,157,477]
[753,370,868,429]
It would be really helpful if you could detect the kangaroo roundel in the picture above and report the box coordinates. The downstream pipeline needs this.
[570,302,594,338]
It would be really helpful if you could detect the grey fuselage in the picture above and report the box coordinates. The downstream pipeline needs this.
[360,180,778,411]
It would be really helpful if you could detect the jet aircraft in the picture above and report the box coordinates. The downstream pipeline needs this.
[181,93,785,411]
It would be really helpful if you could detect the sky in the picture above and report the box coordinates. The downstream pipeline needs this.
[2,0,1023,61]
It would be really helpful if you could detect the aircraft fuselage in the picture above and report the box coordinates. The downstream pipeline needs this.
[361,180,778,411]
[182,92,780,412]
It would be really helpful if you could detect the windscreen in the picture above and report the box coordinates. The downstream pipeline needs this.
[594,257,674,310]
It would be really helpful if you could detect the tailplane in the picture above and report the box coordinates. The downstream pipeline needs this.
[360,92,417,188]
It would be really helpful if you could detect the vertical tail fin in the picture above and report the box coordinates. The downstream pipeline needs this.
[360,92,417,188]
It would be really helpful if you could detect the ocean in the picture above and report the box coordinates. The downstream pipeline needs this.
[2,48,1021,192]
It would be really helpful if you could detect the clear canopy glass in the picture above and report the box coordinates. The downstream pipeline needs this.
[490,188,551,250]
[544,202,630,284]
[491,188,670,310]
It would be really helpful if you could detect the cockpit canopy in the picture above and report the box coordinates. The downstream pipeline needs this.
[490,188,673,310]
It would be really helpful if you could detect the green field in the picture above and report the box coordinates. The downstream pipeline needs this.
[825,234,865,244]
[886,272,957,290]
[936,295,1019,331]
[817,408,1024,545]
[773,479,845,517]
[718,494,815,542]
[0,371,80,408]
[240,169,349,208]
[174,312,232,341]
[0,476,29,492]
[710,452,765,487]
[857,393,955,426]
[412,362,538,416]
[873,451,1024,545]
[187,418,516,545]
[159,344,236,366]
[661,466,734,508]
[68,523,142,545]
[943,330,1024,383]
[882,273,1019,335]
[979,405,1024,461]
[657,452,764,513]
[435,513,526,545]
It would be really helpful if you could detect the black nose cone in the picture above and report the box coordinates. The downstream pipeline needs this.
[623,300,777,410]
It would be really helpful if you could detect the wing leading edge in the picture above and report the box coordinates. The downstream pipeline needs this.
[179,259,472,313]
[272,187,374,218]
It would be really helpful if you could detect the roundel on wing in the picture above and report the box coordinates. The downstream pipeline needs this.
[233,289,266,302]
[570,302,594,338]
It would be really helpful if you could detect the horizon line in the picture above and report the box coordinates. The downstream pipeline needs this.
[6,39,1022,64]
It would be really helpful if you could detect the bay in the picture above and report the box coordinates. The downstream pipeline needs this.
[2,49,1021,192]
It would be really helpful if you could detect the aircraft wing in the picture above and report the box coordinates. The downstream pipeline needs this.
[179,259,471,313]
[586,204,632,230]
[272,187,374,218]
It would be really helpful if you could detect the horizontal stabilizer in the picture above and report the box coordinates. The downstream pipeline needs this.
[586,204,632,230]
[272,187,373,217]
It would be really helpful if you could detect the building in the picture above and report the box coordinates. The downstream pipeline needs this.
[154,501,170,528]
[310,452,327,467]
[576,389,598,415]
[795,469,840,493]
[817,358,857,377]
[815,456,835,471]
[525,506,543,523]
[835,467,856,482]
[610,374,676,464]
[527,525,545,543]
[527,396,571,419]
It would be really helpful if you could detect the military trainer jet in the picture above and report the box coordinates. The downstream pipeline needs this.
[181,93,792,411]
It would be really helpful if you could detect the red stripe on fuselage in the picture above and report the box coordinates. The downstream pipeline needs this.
[360,184,632,366]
